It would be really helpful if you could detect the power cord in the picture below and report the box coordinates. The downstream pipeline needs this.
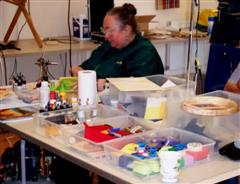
[67,0,73,74]
[8,57,18,82]
[8,0,31,84]
[16,0,30,42]
[194,0,203,94]
[195,0,200,59]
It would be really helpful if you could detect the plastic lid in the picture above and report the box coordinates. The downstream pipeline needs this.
[208,16,215,21]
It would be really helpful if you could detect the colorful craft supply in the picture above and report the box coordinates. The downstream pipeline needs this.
[106,128,214,179]
[137,141,146,154]
[160,145,174,151]
[186,142,209,160]
[110,127,120,133]
[119,155,134,170]
[146,159,160,174]
[83,123,114,142]
[174,143,187,151]
[129,125,144,134]
[120,143,138,154]
[148,147,157,158]
[133,161,152,177]
[132,153,147,160]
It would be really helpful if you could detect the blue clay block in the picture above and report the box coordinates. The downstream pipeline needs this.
[119,155,134,169]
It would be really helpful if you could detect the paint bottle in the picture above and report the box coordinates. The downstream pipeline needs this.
[40,81,50,109]
[79,14,90,40]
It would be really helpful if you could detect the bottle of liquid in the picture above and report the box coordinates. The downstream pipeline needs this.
[207,16,215,35]
[80,14,90,40]
[40,81,50,109]
[58,83,66,103]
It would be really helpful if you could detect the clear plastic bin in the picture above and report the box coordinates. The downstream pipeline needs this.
[109,74,195,104]
[33,104,127,142]
[67,116,153,156]
[167,90,240,148]
[107,75,195,123]
[103,127,215,178]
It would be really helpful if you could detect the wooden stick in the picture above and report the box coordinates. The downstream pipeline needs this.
[3,0,43,48]
[21,5,43,47]
[3,6,22,43]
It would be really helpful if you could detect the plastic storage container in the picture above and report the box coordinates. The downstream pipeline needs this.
[103,127,215,178]
[33,104,127,142]
[167,90,240,148]
[67,116,153,156]
[108,74,195,104]
[107,75,195,124]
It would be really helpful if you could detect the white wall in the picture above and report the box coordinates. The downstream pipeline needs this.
[0,0,218,40]
[154,0,218,27]
[0,0,218,84]
[0,0,87,40]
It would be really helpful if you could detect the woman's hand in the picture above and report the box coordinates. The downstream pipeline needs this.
[70,66,83,76]
[97,79,106,92]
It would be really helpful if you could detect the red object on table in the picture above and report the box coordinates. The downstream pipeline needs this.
[83,122,115,143]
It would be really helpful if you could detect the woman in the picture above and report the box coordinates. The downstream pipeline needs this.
[71,3,164,91]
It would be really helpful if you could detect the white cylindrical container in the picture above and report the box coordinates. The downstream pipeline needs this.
[40,81,50,109]
[159,151,181,183]
[78,70,97,106]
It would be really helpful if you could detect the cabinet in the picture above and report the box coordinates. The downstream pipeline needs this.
[152,37,210,76]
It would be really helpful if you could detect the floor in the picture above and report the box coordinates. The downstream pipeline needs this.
[3,177,55,184]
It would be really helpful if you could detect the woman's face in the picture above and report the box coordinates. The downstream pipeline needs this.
[103,15,131,49]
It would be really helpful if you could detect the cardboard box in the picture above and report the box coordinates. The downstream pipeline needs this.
[136,15,156,34]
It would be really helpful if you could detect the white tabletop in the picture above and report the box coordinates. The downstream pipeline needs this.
[0,120,239,184]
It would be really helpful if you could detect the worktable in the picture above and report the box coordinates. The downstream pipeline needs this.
[1,38,98,57]
[0,119,239,184]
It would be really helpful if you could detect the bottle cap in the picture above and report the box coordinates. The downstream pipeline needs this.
[50,82,55,91]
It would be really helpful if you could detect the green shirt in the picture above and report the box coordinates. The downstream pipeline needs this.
[80,34,164,78]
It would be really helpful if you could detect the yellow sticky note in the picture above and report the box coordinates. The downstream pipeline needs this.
[144,97,167,120]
